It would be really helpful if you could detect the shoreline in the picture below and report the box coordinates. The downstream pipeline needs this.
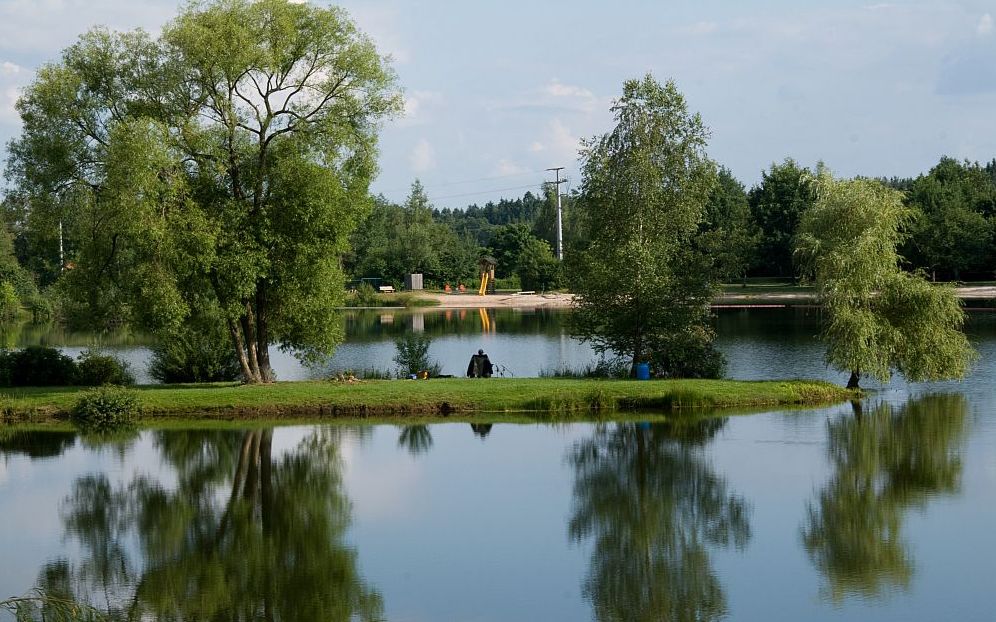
[391,285,996,310]
[2,378,853,423]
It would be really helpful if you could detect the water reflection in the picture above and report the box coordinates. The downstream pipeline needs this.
[568,419,751,621]
[802,395,968,602]
[34,428,383,621]
[0,429,76,459]
[397,424,433,456]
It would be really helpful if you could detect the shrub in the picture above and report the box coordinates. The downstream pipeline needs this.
[77,349,135,386]
[353,281,380,306]
[0,281,19,321]
[148,319,241,383]
[393,333,441,377]
[2,346,77,386]
[25,293,52,323]
[71,385,140,432]
[648,330,726,379]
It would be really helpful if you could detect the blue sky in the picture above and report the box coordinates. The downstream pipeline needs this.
[1,0,995,207]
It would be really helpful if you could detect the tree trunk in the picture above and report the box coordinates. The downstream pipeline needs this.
[228,319,259,384]
[846,370,861,390]
[256,284,273,382]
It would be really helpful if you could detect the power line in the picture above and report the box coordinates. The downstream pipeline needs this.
[428,181,547,202]
[381,169,550,195]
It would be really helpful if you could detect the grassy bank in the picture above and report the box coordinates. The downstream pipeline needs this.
[1,378,853,423]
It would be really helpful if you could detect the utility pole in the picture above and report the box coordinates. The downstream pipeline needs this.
[59,221,64,271]
[546,167,566,260]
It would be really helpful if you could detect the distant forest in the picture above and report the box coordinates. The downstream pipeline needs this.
[344,155,996,289]
[4,155,996,298]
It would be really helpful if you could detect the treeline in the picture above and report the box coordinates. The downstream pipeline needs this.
[1,154,994,313]
[344,155,996,288]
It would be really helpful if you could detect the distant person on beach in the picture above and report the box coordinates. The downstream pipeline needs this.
[466,349,494,378]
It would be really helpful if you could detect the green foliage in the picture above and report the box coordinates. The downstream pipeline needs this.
[903,157,996,279]
[0,346,77,387]
[749,159,815,277]
[0,280,20,321]
[352,282,380,306]
[648,327,726,379]
[348,185,479,286]
[568,75,721,377]
[76,349,134,386]
[393,332,441,377]
[795,171,976,387]
[515,237,561,291]
[697,166,759,281]
[8,0,402,383]
[148,315,241,383]
[71,385,140,432]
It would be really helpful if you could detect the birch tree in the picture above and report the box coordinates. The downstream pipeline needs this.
[567,75,721,377]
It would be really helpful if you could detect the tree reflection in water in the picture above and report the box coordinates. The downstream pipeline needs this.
[36,428,383,621]
[568,418,751,622]
[802,394,968,602]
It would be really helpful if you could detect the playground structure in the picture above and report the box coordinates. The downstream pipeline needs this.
[478,256,497,295]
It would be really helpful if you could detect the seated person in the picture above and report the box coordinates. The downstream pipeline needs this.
[466,349,494,378]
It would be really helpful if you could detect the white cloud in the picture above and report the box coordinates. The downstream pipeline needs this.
[409,138,436,173]
[978,13,993,36]
[545,118,580,164]
[1,61,21,76]
[529,141,544,153]
[544,80,594,99]
[493,158,528,176]
[399,90,444,127]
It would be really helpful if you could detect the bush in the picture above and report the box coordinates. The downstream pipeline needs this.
[149,319,241,383]
[516,238,561,291]
[0,281,19,321]
[648,330,726,379]
[353,282,380,306]
[77,349,135,386]
[0,346,77,387]
[393,333,441,377]
[71,385,140,432]
[25,293,52,323]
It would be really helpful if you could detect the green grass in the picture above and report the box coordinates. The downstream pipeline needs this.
[0,377,854,423]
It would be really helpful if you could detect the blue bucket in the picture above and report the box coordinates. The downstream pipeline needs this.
[635,363,651,380]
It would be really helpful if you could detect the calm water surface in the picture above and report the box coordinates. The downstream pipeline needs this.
[1,309,995,621]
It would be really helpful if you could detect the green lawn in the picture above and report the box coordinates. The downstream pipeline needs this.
[1,377,853,423]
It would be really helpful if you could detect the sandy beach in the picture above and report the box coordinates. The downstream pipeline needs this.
[418,286,996,309]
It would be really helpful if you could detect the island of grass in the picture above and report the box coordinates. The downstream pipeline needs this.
[1,378,854,423]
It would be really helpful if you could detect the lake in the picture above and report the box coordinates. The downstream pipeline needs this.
[1,308,994,621]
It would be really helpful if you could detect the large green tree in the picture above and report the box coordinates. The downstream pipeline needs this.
[567,75,721,377]
[697,166,758,283]
[795,170,975,389]
[903,157,996,280]
[7,0,401,383]
[748,158,814,277]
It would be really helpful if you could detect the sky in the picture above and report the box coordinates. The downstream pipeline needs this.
[1,0,995,208]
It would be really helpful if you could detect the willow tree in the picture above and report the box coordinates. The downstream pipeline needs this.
[795,171,975,389]
[7,0,402,382]
[567,75,722,378]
